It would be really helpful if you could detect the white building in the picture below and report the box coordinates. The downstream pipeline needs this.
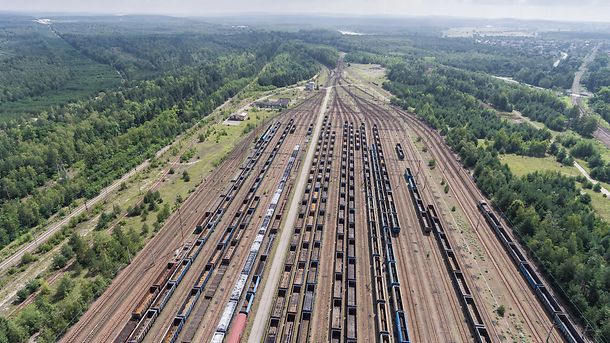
[229,112,248,121]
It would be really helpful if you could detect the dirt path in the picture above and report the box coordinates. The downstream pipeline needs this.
[574,161,610,197]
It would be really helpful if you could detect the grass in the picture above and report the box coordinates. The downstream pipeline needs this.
[500,153,610,222]
[347,63,388,85]
[584,189,610,222]
[560,95,573,109]
[499,154,580,178]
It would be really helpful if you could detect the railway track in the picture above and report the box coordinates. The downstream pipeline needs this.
[62,93,323,343]
[63,58,586,343]
[121,119,288,342]
[61,129,253,343]
[397,107,574,342]
[326,119,358,342]
[345,81,569,341]
[337,84,472,342]
[263,114,334,342]
[136,96,323,342]
[179,96,322,342]
[351,88,483,341]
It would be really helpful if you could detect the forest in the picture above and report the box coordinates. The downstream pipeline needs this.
[257,42,338,87]
[0,21,335,252]
[385,57,610,340]
[0,19,121,119]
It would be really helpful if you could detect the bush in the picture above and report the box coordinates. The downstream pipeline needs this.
[52,254,68,269]
[496,304,506,317]
[15,288,29,304]
[20,252,36,266]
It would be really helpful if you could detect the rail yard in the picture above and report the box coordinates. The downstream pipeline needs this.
[61,62,587,343]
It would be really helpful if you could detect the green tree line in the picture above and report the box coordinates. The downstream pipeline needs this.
[386,59,610,341]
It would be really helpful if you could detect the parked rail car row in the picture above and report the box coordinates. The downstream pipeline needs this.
[478,202,586,343]
[265,115,335,342]
[359,124,393,343]
[115,121,285,343]
[161,118,298,343]
[403,167,431,235]
[223,193,288,343]
[370,125,400,236]
[210,144,301,343]
[120,118,292,343]
[329,121,358,342]
[404,168,491,343]
[369,125,410,343]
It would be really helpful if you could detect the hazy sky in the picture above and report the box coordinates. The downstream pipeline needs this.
[2,0,610,22]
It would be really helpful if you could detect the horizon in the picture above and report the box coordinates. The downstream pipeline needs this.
[1,0,610,24]
[2,11,610,27]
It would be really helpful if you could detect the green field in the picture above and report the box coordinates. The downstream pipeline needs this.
[499,153,580,177]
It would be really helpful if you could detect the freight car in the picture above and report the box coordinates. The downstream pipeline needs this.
[478,201,585,343]
[395,143,405,160]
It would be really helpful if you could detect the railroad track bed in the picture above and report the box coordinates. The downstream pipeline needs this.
[117,119,289,343]
[327,120,358,342]
[397,108,575,342]
[263,114,335,342]
[404,168,491,342]
[67,60,587,343]
[109,94,321,343]
[345,80,582,342]
[110,120,282,342]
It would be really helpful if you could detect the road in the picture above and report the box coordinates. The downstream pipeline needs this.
[247,86,330,343]
[571,44,599,115]
[574,161,610,197]
[569,43,610,150]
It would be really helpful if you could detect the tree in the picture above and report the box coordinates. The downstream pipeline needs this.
[54,277,74,301]
[182,170,190,182]
[69,233,88,266]
[52,254,68,269]
[573,116,598,138]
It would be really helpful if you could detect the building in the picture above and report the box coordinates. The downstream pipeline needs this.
[228,112,248,121]
[305,81,315,91]
[255,98,290,109]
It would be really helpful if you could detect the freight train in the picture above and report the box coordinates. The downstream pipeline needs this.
[478,201,585,343]
[211,145,300,343]
[369,127,411,343]
[404,167,492,343]
[117,121,288,343]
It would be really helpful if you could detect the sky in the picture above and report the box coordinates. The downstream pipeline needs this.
[2,0,610,23]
